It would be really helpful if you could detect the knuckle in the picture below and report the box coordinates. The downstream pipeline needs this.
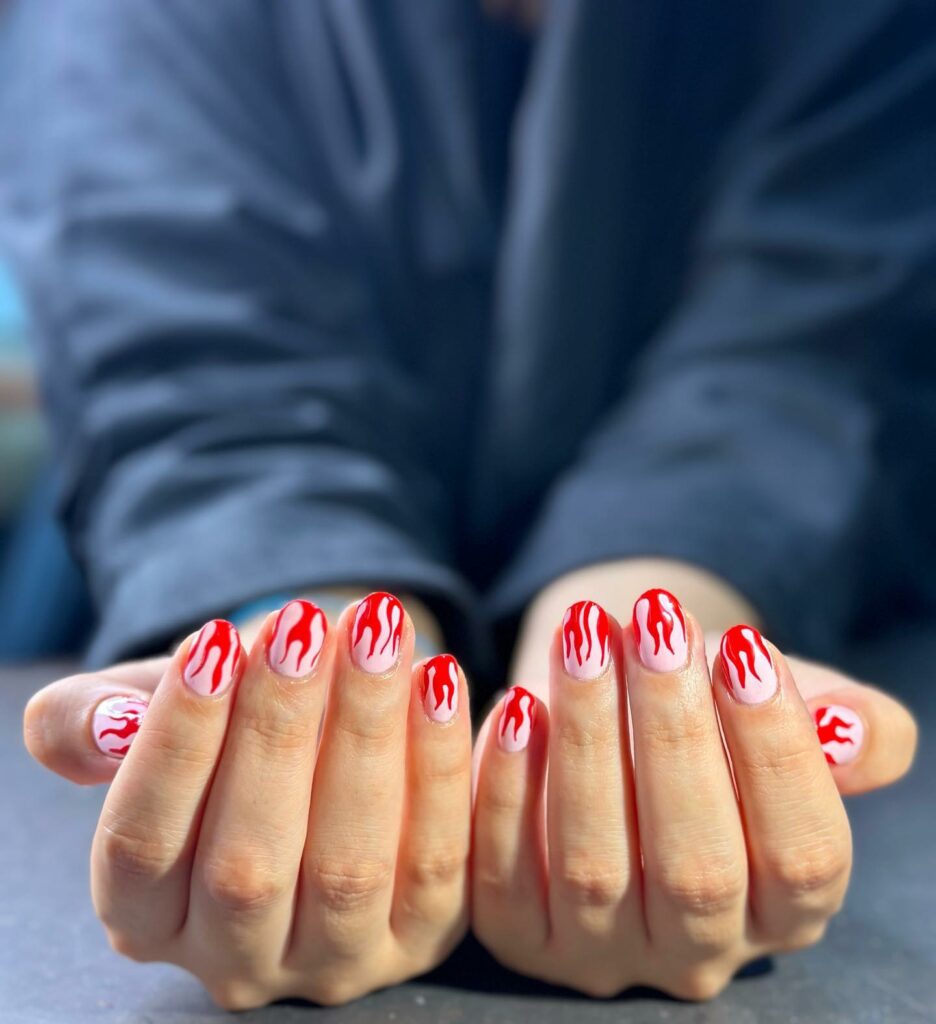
[208,980,272,1012]
[305,854,395,913]
[307,975,363,1007]
[200,853,290,913]
[777,921,829,952]
[640,712,713,756]
[402,844,468,890]
[97,822,177,882]
[104,927,156,963]
[234,709,311,754]
[141,724,218,772]
[554,856,630,908]
[666,965,731,1002]
[651,856,746,915]
[764,837,851,900]
[572,972,627,999]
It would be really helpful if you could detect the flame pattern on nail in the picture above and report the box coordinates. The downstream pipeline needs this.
[93,696,148,759]
[268,600,327,678]
[351,592,403,674]
[815,704,864,765]
[633,588,688,672]
[562,601,611,679]
[183,619,241,696]
[720,624,778,704]
[423,654,458,723]
[498,686,535,752]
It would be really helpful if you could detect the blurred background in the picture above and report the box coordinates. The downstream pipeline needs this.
[0,267,92,659]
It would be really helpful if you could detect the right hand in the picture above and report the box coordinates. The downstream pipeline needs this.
[23,594,472,1009]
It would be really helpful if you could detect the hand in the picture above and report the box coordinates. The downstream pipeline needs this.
[23,594,471,1009]
[471,586,915,999]
[510,559,917,794]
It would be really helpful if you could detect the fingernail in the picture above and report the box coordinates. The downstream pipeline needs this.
[423,654,459,723]
[815,704,865,765]
[719,624,778,704]
[92,696,148,759]
[561,601,611,679]
[183,619,241,696]
[498,686,536,752]
[633,588,688,672]
[268,599,327,678]
[351,591,404,674]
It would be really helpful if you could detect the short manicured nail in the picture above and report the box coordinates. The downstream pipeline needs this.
[815,704,865,765]
[423,654,459,723]
[268,599,327,678]
[498,686,536,752]
[633,588,688,672]
[562,601,611,679]
[351,591,404,674]
[92,696,148,759]
[183,619,241,696]
[720,625,778,704]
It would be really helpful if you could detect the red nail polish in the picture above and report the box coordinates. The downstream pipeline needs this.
[632,588,688,672]
[350,592,404,674]
[498,686,536,752]
[815,704,864,765]
[92,696,148,759]
[719,624,778,704]
[562,601,611,679]
[422,654,459,723]
[268,599,327,678]
[183,619,241,696]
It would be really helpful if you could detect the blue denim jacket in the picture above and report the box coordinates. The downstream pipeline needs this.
[0,0,933,680]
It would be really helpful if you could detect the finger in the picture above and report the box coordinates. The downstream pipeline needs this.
[296,592,412,962]
[715,626,852,946]
[391,655,471,954]
[91,620,244,954]
[187,601,331,976]
[546,602,641,966]
[627,591,746,976]
[789,657,918,795]
[23,658,168,784]
[472,686,550,975]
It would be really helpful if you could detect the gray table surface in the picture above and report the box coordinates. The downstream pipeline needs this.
[2,630,935,1024]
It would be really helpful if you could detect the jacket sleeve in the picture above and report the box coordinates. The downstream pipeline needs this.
[0,0,478,664]
[490,2,936,655]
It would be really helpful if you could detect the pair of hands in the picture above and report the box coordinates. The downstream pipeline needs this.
[23,574,916,1008]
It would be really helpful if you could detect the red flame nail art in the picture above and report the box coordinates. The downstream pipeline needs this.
[422,654,459,723]
[633,588,688,672]
[719,624,778,704]
[351,592,403,674]
[92,696,148,759]
[815,704,864,765]
[498,686,536,752]
[268,599,327,678]
[562,601,611,679]
[183,619,241,696]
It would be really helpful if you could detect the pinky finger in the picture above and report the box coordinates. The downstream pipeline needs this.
[23,658,169,785]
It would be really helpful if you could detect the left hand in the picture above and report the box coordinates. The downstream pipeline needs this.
[471,584,914,999]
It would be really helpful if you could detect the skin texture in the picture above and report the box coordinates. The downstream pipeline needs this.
[23,563,917,1005]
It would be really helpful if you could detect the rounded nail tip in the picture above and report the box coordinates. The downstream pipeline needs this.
[92,695,148,759]
[350,592,404,674]
[497,685,536,752]
[422,654,459,721]
[633,589,688,674]
[815,703,865,765]
[268,600,328,679]
[561,600,612,681]
[183,618,242,696]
